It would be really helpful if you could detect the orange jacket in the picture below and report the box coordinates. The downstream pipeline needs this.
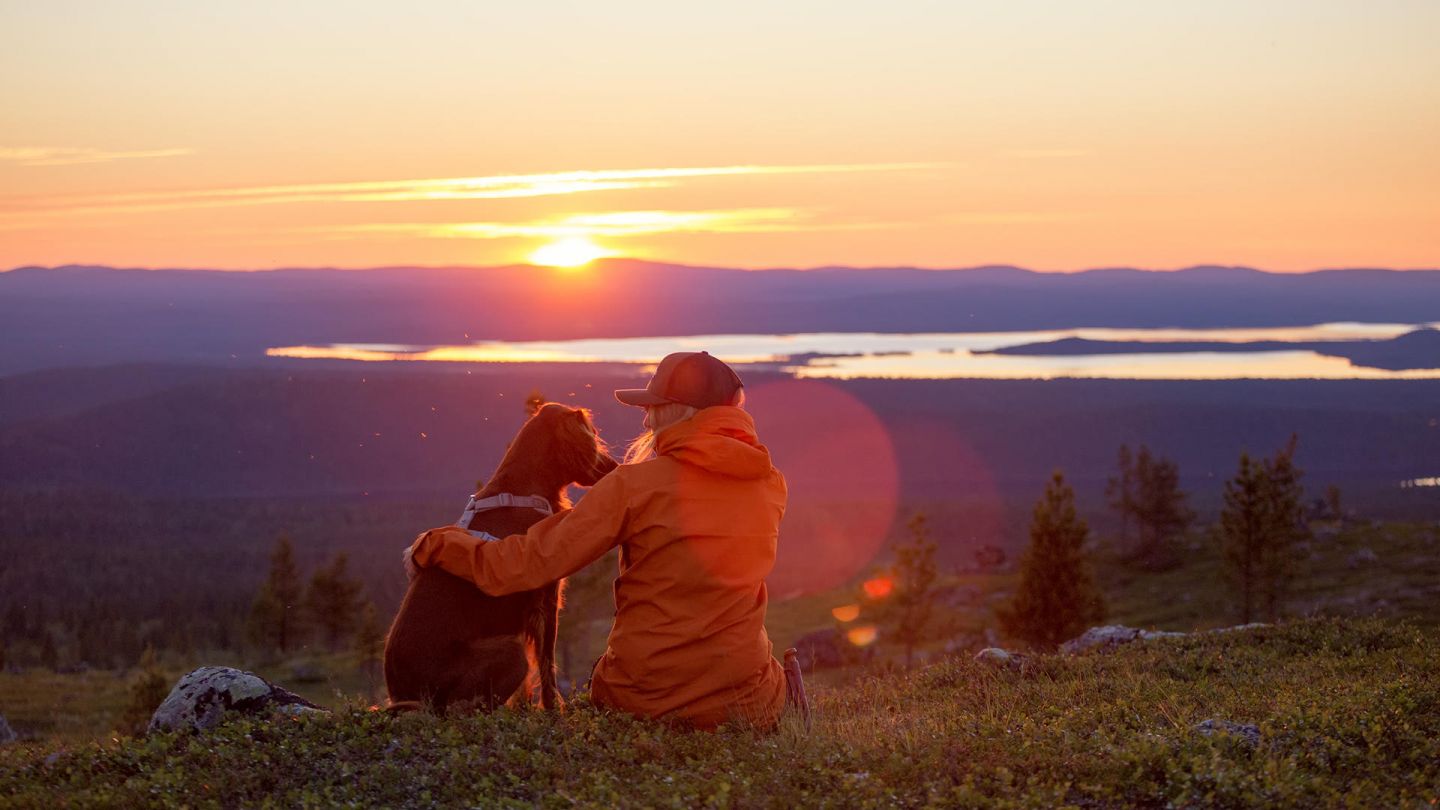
[409,406,788,730]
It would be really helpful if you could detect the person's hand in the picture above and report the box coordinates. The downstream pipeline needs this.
[403,530,437,580]
[402,544,419,580]
[402,527,500,582]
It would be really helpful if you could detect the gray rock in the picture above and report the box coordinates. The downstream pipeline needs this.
[1208,622,1271,634]
[148,666,326,734]
[0,713,17,745]
[974,647,1023,668]
[1060,625,1184,654]
[1061,622,1270,654]
[1192,718,1261,748]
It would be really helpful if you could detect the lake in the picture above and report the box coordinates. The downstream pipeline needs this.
[268,322,1440,381]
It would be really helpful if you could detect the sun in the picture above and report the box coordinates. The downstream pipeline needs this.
[529,237,610,269]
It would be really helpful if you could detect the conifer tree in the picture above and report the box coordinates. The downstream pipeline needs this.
[1130,447,1194,569]
[1105,444,1136,551]
[306,552,365,651]
[1220,436,1309,623]
[998,471,1107,651]
[246,535,305,654]
[1220,452,1266,623]
[876,513,941,668]
[1259,436,1308,621]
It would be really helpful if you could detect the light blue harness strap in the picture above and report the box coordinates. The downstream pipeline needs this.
[455,492,551,540]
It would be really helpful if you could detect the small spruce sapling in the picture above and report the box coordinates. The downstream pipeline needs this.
[998,471,1107,651]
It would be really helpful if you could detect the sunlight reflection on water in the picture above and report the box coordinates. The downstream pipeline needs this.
[266,322,1440,381]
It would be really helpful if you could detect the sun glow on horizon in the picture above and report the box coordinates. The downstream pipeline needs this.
[529,237,611,269]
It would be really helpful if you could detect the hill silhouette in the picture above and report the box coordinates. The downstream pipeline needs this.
[3,262,1439,374]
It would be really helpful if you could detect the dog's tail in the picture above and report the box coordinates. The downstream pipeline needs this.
[384,700,426,715]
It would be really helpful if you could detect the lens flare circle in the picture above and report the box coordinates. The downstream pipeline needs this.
[862,577,894,600]
[747,379,900,596]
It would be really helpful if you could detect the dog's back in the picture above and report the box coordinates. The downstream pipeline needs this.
[384,506,552,711]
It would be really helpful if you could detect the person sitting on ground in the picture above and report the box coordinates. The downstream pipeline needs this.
[406,351,796,730]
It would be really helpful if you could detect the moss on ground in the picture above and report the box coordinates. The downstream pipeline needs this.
[2,617,1436,808]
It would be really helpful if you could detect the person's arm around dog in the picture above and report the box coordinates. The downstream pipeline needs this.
[408,470,627,595]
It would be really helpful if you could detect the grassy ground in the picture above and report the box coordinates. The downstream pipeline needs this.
[0,652,381,745]
[0,670,134,746]
[2,617,1436,808]
[4,519,1436,747]
[1099,519,1440,631]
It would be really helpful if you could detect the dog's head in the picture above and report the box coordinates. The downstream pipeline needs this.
[517,402,618,488]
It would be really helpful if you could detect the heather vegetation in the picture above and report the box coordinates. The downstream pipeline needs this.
[2,618,1436,808]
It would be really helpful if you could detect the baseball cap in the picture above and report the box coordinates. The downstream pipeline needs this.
[614,351,744,409]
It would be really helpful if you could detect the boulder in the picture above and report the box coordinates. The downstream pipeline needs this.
[1060,625,1184,654]
[1192,718,1261,748]
[973,647,1022,668]
[1060,622,1272,654]
[149,666,326,734]
[0,713,17,745]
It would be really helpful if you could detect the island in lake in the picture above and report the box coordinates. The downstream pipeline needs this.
[978,328,1440,371]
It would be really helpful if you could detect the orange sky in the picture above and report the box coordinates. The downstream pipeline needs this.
[2,1,1437,271]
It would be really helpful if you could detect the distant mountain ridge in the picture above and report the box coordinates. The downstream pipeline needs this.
[7,261,1434,275]
[2,261,1438,375]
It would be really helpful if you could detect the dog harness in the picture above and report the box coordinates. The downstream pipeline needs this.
[455,492,554,541]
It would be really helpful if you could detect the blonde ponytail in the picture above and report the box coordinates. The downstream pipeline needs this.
[623,402,697,464]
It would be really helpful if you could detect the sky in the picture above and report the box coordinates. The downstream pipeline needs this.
[2,0,1437,272]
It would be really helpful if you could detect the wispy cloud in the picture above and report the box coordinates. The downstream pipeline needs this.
[329,208,811,239]
[3,162,944,219]
[0,146,194,167]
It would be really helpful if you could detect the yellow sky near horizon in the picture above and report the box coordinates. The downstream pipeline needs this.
[2,0,1437,271]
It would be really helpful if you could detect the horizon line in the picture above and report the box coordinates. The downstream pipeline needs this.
[4,260,1439,276]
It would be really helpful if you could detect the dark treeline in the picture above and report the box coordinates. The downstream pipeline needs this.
[0,490,443,669]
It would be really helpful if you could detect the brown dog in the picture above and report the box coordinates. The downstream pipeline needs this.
[384,403,617,713]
